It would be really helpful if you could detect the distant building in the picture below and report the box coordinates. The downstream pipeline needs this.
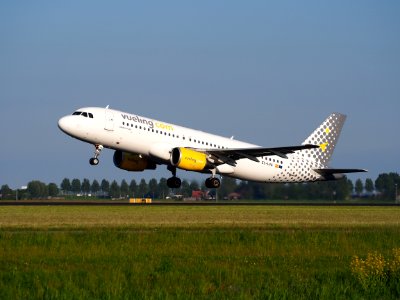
[191,190,212,200]
[227,192,241,200]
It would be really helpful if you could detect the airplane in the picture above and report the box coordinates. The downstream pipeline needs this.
[58,106,366,189]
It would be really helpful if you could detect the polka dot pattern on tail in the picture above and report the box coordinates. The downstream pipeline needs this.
[301,113,346,167]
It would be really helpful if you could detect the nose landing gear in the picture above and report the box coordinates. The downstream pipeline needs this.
[89,144,103,166]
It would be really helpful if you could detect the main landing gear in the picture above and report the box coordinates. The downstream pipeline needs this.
[205,177,221,189]
[205,168,221,188]
[167,166,181,188]
[166,166,221,189]
[167,176,182,189]
[89,144,103,166]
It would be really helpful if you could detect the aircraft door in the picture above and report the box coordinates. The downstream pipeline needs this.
[105,109,114,131]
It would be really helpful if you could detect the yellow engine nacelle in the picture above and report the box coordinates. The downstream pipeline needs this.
[170,147,208,171]
[113,150,156,171]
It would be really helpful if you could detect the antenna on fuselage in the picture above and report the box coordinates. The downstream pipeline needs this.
[106,105,110,109]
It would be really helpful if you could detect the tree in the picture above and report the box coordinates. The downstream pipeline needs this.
[375,173,400,200]
[158,178,168,199]
[1,185,13,199]
[60,178,71,195]
[101,179,110,196]
[91,180,100,195]
[81,178,91,195]
[189,180,200,192]
[129,179,137,197]
[236,181,252,199]
[109,180,120,199]
[71,178,81,195]
[137,179,148,197]
[286,183,302,200]
[180,179,191,197]
[264,183,285,200]
[120,180,129,198]
[355,179,364,197]
[27,180,48,198]
[148,178,158,198]
[48,183,59,197]
[219,177,237,199]
[335,178,353,200]
[365,178,374,194]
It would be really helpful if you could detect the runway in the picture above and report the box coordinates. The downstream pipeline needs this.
[0,201,398,206]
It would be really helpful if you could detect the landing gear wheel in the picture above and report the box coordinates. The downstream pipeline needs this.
[89,157,99,165]
[167,177,181,189]
[89,144,103,166]
[205,177,221,189]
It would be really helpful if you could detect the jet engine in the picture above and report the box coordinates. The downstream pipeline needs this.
[170,147,209,171]
[113,150,156,171]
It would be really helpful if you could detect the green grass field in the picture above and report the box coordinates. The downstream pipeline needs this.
[0,206,399,299]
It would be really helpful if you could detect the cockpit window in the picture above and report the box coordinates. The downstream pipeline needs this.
[72,111,94,118]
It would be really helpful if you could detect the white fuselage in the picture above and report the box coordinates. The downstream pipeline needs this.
[58,107,323,183]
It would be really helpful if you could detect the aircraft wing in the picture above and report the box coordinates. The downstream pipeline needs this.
[197,144,319,166]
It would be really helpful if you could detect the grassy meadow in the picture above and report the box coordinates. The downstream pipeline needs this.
[0,206,399,299]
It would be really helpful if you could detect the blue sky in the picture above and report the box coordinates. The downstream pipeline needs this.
[1,1,399,189]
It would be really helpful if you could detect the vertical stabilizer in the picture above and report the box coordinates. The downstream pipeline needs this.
[301,113,346,167]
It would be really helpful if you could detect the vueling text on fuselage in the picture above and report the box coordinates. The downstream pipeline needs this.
[121,113,174,131]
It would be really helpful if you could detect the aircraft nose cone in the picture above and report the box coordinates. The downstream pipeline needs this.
[58,116,71,133]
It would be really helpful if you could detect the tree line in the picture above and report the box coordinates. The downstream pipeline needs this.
[1,172,399,201]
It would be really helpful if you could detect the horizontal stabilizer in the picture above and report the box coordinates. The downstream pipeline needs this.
[313,168,367,181]
[314,168,368,175]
